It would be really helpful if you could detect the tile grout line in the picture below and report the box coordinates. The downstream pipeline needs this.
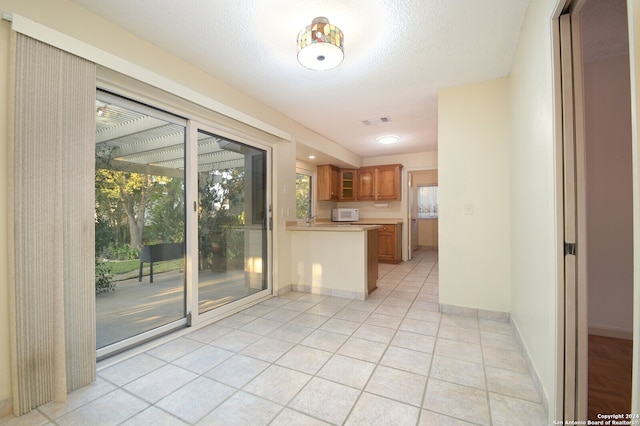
[32,250,444,425]
[335,252,431,423]
[415,254,440,426]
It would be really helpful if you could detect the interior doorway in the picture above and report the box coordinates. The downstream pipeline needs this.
[558,0,633,419]
[407,169,438,260]
[580,0,633,418]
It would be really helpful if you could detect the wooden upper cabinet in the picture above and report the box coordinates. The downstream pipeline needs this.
[376,164,402,200]
[318,163,402,201]
[317,164,340,201]
[357,167,376,200]
[357,164,402,201]
[339,169,357,201]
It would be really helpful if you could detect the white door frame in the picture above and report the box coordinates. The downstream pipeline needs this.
[402,166,438,261]
[626,0,640,414]
[555,1,592,420]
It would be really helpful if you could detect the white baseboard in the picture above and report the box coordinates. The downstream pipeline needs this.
[291,284,366,301]
[588,325,633,340]
[0,396,12,418]
[274,284,292,296]
[510,317,550,421]
[439,303,510,322]
[439,303,549,421]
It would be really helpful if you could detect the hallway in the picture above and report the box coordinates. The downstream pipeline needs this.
[1,249,546,425]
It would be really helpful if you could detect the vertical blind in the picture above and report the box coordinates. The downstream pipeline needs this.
[9,33,96,415]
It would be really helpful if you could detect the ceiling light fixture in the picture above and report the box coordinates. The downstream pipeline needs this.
[297,17,344,71]
[377,135,399,144]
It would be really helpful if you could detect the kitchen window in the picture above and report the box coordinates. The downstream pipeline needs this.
[296,171,313,220]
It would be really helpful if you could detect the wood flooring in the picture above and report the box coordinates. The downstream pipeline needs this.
[588,334,633,419]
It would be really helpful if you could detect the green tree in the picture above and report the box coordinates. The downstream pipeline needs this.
[198,167,245,270]
[296,173,311,219]
[95,169,157,251]
[146,177,185,244]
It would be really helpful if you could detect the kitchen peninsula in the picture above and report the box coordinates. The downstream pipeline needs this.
[286,222,381,300]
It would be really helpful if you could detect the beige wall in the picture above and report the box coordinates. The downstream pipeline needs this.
[438,77,511,313]
[508,0,564,419]
[417,219,438,247]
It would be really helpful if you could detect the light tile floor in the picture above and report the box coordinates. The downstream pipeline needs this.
[1,249,547,425]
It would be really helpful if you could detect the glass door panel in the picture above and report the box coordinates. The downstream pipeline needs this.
[196,129,268,314]
[95,91,186,350]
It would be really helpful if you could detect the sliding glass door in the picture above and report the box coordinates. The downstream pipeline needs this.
[95,91,187,353]
[196,128,268,314]
[95,92,271,357]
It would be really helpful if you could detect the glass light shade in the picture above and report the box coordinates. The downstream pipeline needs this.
[297,17,344,71]
[377,135,399,144]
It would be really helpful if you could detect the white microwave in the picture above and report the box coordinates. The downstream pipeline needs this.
[332,208,359,222]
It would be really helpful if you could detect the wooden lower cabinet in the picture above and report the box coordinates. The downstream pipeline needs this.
[367,229,379,294]
[377,223,402,264]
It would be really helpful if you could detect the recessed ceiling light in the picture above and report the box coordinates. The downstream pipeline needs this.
[308,155,316,159]
[377,135,399,144]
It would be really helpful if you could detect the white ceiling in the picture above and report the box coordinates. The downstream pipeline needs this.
[72,0,530,161]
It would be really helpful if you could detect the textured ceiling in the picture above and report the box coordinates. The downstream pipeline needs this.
[72,0,530,161]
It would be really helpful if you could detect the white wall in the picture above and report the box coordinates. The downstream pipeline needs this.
[272,141,297,293]
[438,77,511,313]
[508,0,564,419]
[362,151,438,169]
[584,53,634,337]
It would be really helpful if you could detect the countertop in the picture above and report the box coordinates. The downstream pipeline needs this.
[285,218,402,232]
[286,222,382,232]
[349,218,403,225]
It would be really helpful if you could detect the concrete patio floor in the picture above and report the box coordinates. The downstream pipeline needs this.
[96,268,261,348]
